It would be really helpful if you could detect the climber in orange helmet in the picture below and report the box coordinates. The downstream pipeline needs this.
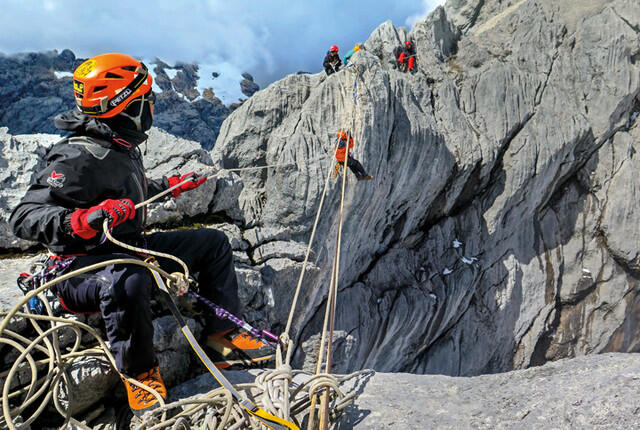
[333,130,373,181]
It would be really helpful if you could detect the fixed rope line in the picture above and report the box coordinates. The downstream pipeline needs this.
[319,129,350,430]
[275,155,335,423]
[307,68,363,430]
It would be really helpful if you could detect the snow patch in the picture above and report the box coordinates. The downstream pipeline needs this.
[54,71,72,79]
[164,68,178,80]
[146,61,164,94]
[198,62,245,105]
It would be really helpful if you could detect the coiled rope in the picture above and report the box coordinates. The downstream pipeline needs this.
[0,148,365,429]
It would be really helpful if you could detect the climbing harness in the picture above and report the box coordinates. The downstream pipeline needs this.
[16,257,75,315]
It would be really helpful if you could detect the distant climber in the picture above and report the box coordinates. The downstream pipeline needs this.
[344,43,363,66]
[323,45,342,75]
[333,130,373,181]
[393,40,417,73]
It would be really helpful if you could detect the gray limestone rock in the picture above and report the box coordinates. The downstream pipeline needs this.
[210,0,640,378]
[0,129,59,250]
[252,240,308,264]
[338,353,640,430]
[56,357,119,417]
[1,1,640,426]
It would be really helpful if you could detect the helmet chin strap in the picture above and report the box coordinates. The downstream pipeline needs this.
[119,93,148,131]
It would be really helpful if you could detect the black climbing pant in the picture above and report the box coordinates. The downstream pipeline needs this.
[53,228,239,376]
[340,158,369,179]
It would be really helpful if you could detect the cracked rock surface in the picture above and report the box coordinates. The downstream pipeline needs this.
[211,0,640,375]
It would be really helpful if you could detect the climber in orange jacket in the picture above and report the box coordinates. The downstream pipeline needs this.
[333,130,373,181]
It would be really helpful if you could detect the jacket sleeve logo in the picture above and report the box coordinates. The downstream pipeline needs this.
[47,171,66,188]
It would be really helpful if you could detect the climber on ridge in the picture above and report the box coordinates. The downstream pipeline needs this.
[393,40,417,73]
[323,45,342,75]
[333,130,373,181]
[343,43,362,66]
[9,53,273,414]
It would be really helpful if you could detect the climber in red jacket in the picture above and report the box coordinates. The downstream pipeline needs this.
[393,40,417,73]
[334,130,373,181]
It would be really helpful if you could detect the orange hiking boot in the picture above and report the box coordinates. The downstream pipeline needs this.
[206,328,275,369]
[123,366,167,415]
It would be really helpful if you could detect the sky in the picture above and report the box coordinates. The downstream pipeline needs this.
[1,0,445,93]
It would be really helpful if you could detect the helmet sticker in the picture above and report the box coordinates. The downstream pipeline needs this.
[75,59,96,78]
[73,80,84,95]
[47,171,66,188]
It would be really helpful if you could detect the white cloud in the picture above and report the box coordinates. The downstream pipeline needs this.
[0,1,433,87]
[405,0,447,28]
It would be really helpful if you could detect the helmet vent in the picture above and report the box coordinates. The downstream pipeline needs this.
[93,85,107,92]
[105,72,123,79]
[121,66,137,72]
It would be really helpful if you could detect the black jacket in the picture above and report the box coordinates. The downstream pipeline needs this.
[9,111,167,255]
[323,52,342,75]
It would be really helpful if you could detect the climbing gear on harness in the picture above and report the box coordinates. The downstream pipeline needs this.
[333,162,341,179]
[145,259,299,430]
[73,53,153,118]
[123,365,167,414]
[16,257,75,314]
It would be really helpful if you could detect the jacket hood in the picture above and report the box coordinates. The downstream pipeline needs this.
[54,110,149,149]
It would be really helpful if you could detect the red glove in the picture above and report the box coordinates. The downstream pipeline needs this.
[167,172,207,198]
[69,199,135,239]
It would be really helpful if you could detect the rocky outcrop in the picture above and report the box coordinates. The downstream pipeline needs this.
[337,353,640,429]
[0,128,60,250]
[240,73,260,97]
[212,0,640,376]
[0,50,79,135]
[144,352,640,430]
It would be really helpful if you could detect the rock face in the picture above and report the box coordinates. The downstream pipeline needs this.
[240,73,260,97]
[212,0,640,376]
[0,128,60,250]
[0,50,79,135]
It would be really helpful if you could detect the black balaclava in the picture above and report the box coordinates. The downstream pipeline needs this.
[102,94,154,146]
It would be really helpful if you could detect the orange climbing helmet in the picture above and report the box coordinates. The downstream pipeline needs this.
[72,53,153,118]
[336,129,354,146]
